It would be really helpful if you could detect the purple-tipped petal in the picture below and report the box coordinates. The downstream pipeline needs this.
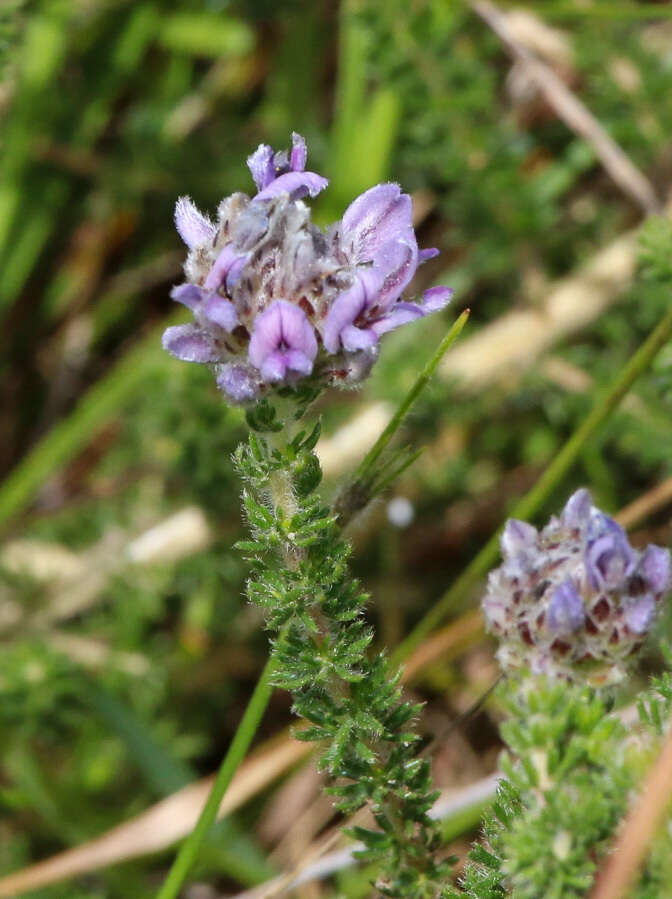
[259,353,286,382]
[216,364,259,404]
[562,488,592,531]
[340,183,414,263]
[624,595,656,635]
[204,244,240,291]
[283,348,314,375]
[370,303,424,337]
[259,348,314,382]
[226,255,249,291]
[341,324,378,352]
[249,305,282,364]
[375,237,419,308]
[322,269,382,353]
[248,300,317,380]
[289,132,307,171]
[170,283,205,311]
[501,519,538,557]
[247,144,275,190]
[162,324,219,363]
[548,580,585,634]
[174,197,216,249]
[585,516,635,590]
[639,545,672,595]
[421,286,453,312]
[255,171,329,202]
[419,247,440,263]
[203,296,239,331]
[273,301,317,356]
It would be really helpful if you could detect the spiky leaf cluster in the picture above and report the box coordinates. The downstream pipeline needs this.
[234,403,451,898]
[455,678,632,899]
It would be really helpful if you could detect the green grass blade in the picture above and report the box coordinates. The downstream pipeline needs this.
[357,310,470,482]
[155,652,277,899]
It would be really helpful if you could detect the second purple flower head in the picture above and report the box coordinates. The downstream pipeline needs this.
[162,133,452,404]
[483,489,671,685]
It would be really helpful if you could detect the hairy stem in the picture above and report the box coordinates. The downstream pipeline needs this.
[237,413,450,897]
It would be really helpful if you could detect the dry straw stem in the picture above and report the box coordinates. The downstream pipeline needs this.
[590,727,672,899]
[471,0,661,215]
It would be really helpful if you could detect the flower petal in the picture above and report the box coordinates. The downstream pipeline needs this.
[216,364,259,404]
[322,271,380,353]
[370,302,424,337]
[283,348,314,376]
[501,519,538,557]
[421,286,453,312]
[639,545,671,595]
[277,301,318,359]
[226,255,249,291]
[375,237,419,308]
[161,324,218,363]
[170,283,205,311]
[204,244,240,291]
[341,325,378,352]
[547,580,585,634]
[260,352,287,382]
[255,171,329,201]
[203,296,239,331]
[249,307,282,366]
[341,183,414,263]
[174,197,216,249]
[585,516,635,590]
[258,347,316,382]
[562,488,592,531]
[625,595,656,634]
[419,247,440,263]
[249,300,317,376]
[247,144,275,190]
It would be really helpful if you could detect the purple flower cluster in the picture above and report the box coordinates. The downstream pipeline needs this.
[483,489,671,685]
[162,133,452,404]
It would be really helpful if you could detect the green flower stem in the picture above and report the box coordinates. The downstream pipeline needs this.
[155,652,277,899]
[232,413,451,896]
[394,302,672,663]
[155,316,473,897]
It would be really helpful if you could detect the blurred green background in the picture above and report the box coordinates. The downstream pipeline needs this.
[3,0,672,895]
